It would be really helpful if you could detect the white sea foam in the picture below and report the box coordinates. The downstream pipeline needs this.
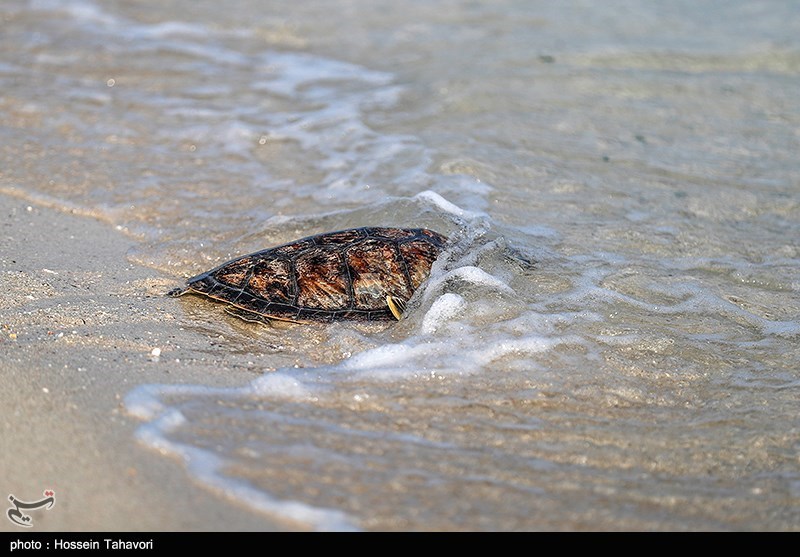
[421,293,467,334]
[249,372,314,399]
[427,266,515,296]
[413,190,486,220]
[560,269,800,339]
[256,51,394,98]
[474,336,577,366]
[179,447,357,531]
[124,378,357,531]
[123,384,168,421]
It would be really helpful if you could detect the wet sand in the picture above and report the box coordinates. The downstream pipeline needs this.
[0,190,284,531]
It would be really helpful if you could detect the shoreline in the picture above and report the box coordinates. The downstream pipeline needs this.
[0,191,285,531]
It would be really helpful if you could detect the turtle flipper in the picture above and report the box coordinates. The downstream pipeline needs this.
[225,307,273,326]
[167,287,189,297]
[386,296,407,321]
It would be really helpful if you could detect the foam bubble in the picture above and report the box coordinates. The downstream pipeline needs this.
[250,372,313,399]
[124,384,168,421]
[428,266,515,296]
[155,408,187,433]
[475,335,578,366]
[341,342,444,372]
[421,293,467,334]
[413,190,486,219]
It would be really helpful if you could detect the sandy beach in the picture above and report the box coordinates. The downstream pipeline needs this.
[0,190,285,531]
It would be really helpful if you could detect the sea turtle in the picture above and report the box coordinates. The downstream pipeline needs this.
[168,227,448,324]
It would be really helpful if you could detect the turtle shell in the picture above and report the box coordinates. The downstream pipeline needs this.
[168,227,448,323]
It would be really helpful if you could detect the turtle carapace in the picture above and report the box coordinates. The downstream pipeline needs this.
[168,227,448,324]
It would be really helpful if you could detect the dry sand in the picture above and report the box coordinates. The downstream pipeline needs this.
[0,190,285,531]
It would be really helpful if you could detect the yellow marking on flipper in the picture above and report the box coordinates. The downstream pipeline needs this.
[386,296,406,321]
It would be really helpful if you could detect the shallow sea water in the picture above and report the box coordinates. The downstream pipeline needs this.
[2,0,799,530]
